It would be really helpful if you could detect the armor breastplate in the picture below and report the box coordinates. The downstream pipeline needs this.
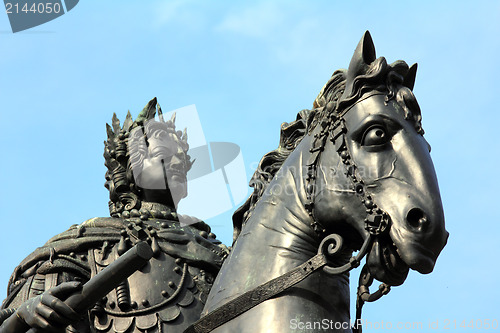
[87,218,222,333]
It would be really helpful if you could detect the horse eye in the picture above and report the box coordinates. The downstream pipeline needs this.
[361,125,389,146]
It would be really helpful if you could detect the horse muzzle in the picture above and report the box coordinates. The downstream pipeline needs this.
[389,205,449,274]
[365,203,448,286]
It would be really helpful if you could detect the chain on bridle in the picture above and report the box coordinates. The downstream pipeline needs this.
[304,92,393,333]
[185,93,393,333]
[304,92,391,236]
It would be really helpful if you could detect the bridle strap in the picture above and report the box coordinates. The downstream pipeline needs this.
[184,234,373,333]
[305,93,391,237]
[184,254,327,333]
[305,93,393,332]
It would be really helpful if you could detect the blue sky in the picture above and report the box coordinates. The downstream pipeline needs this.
[1,1,499,331]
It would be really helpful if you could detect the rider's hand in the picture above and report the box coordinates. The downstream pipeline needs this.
[15,281,82,332]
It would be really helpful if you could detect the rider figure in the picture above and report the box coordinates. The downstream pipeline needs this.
[0,98,228,333]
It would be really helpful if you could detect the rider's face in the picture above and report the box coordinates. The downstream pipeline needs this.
[131,126,189,206]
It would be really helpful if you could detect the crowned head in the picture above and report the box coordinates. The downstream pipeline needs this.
[104,98,193,218]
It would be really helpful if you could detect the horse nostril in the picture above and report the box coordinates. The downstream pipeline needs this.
[406,208,429,231]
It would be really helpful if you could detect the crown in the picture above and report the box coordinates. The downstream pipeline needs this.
[104,97,189,163]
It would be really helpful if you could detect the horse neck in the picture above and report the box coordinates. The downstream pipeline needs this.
[204,138,352,324]
[234,142,319,262]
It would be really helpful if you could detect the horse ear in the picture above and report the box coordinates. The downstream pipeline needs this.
[342,31,377,100]
[348,31,376,73]
[359,30,376,64]
[404,63,418,90]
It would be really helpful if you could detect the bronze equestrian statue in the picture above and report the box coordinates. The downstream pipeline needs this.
[0,98,229,333]
[0,31,448,333]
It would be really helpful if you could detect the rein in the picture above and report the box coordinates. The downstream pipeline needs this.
[184,234,373,333]
[185,93,391,333]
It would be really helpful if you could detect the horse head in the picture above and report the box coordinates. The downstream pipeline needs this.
[311,31,448,286]
[200,31,449,332]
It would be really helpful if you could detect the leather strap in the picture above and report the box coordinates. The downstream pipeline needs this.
[184,253,328,333]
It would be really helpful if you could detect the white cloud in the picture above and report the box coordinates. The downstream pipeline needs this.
[151,0,206,30]
[214,2,350,68]
[215,2,285,38]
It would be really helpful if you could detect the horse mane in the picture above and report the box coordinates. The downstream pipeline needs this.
[232,58,422,243]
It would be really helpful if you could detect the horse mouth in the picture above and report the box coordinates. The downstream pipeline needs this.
[366,235,410,286]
